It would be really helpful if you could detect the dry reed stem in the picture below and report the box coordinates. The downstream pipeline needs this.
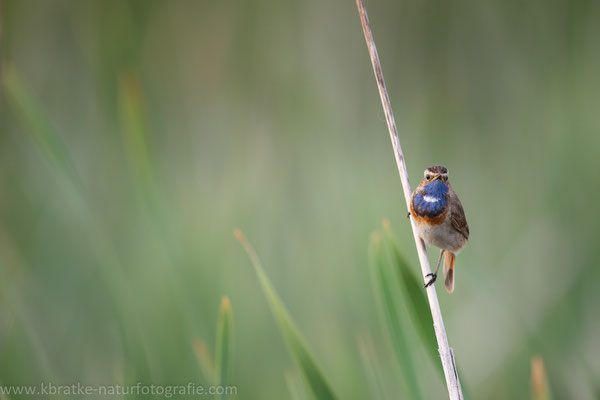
[355,1,463,398]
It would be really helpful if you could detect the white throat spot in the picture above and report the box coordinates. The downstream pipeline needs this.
[423,195,440,203]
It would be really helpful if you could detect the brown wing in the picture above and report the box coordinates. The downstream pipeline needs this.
[449,188,469,240]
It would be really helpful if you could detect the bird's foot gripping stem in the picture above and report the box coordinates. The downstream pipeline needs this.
[424,273,437,288]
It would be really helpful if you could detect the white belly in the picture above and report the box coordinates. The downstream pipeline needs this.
[415,216,466,253]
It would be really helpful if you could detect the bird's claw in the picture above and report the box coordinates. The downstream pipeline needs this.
[407,212,411,218]
[424,273,437,288]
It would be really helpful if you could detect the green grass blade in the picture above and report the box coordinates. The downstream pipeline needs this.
[215,296,234,398]
[118,72,156,199]
[285,369,311,400]
[235,230,338,400]
[2,65,82,190]
[381,224,440,374]
[357,334,391,400]
[369,231,422,400]
[192,339,216,384]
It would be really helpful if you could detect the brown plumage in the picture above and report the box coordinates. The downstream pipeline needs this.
[410,165,469,293]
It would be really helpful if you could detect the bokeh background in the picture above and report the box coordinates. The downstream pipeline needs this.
[1,0,599,399]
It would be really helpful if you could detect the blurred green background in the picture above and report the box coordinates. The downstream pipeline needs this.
[1,0,599,399]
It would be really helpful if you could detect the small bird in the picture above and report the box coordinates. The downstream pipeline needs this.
[410,165,469,293]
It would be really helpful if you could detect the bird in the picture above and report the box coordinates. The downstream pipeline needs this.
[409,165,469,293]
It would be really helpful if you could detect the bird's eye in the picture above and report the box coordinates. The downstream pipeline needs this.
[426,175,431,180]
[442,176,447,181]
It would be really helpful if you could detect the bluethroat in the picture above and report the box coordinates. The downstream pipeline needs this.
[410,165,469,293]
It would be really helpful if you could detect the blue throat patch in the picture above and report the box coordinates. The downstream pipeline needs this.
[413,180,448,217]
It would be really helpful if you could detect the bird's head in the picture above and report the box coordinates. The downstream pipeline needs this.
[422,165,449,187]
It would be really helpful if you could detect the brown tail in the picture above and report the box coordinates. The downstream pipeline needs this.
[443,252,455,293]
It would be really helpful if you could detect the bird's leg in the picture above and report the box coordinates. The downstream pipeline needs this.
[424,249,445,288]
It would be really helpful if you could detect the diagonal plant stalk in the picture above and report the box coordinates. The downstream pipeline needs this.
[355,1,464,399]
[235,230,338,400]
[216,296,234,399]
[531,356,552,400]
[369,231,423,399]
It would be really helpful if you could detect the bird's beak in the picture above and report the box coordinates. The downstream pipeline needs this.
[430,176,439,181]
